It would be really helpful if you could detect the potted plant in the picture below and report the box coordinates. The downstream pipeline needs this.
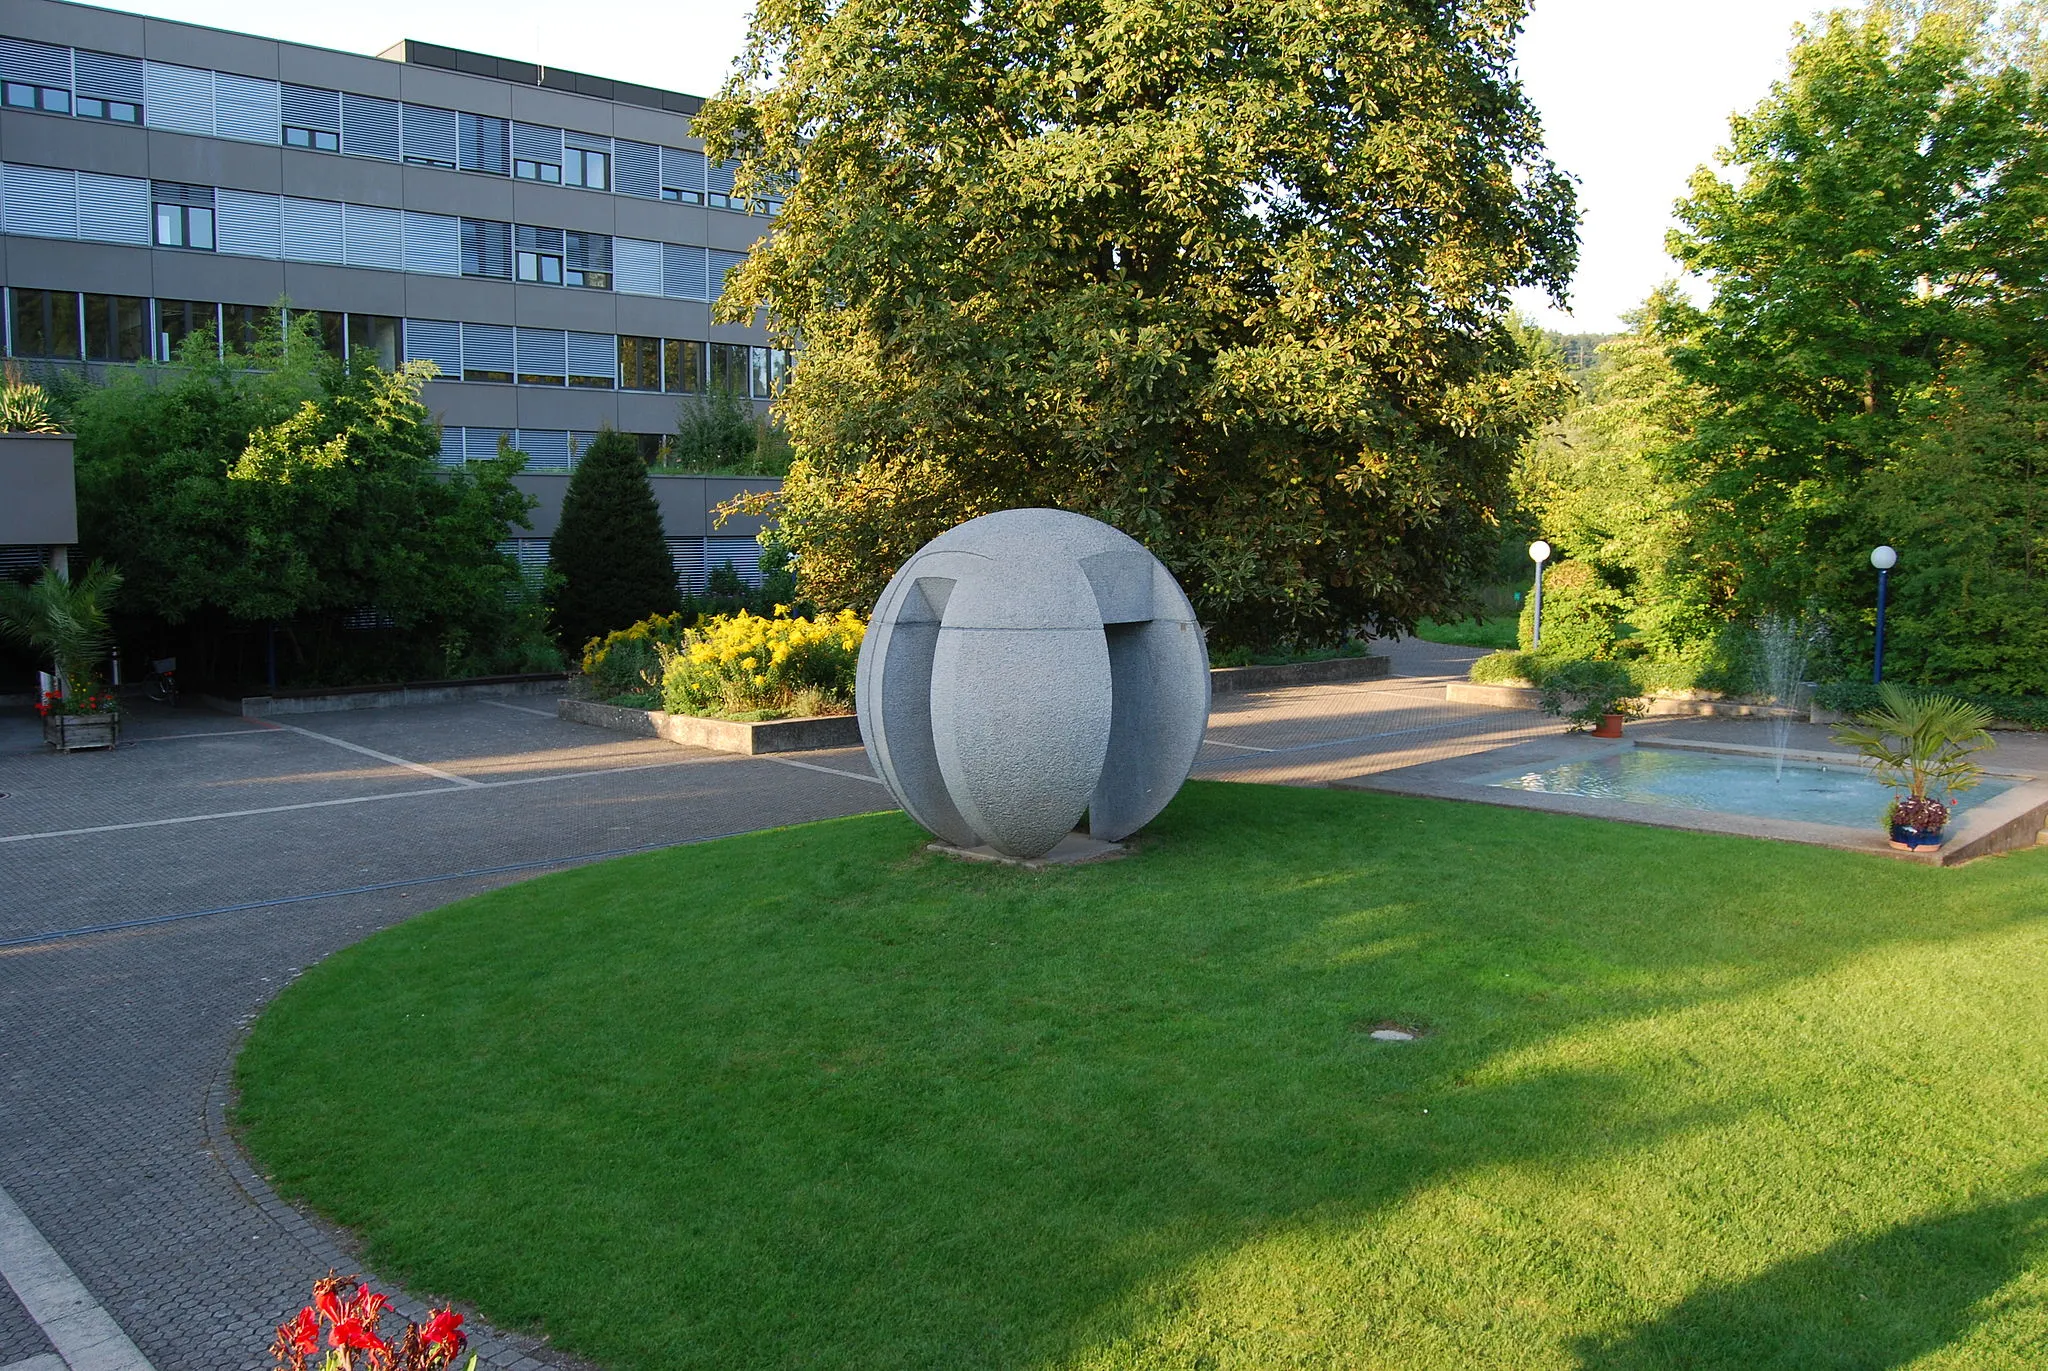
[0,562,125,751]
[1830,684,1995,850]
[1537,657,1644,737]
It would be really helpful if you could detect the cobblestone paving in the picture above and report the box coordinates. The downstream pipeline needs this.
[0,700,890,1371]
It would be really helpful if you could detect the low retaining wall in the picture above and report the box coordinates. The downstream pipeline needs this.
[558,697,863,755]
[217,673,572,718]
[1447,680,1803,719]
[1209,655,1391,696]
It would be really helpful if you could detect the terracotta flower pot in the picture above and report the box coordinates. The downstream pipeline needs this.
[1590,713,1626,739]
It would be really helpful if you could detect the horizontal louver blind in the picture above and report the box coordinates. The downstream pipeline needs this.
[151,179,213,206]
[661,147,705,193]
[0,37,70,86]
[344,203,403,270]
[567,332,616,381]
[461,323,514,374]
[145,61,214,135]
[341,93,400,159]
[663,242,707,300]
[3,163,78,237]
[499,538,550,573]
[76,172,150,245]
[403,104,458,166]
[568,231,611,272]
[281,196,344,262]
[441,427,466,465]
[516,429,571,470]
[464,427,509,461]
[73,49,142,101]
[710,249,749,296]
[281,84,340,132]
[515,327,566,378]
[708,537,764,584]
[216,189,282,256]
[403,211,461,275]
[404,319,462,377]
[564,129,612,154]
[213,72,280,143]
[459,112,508,174]
[512,122,562,163]
[461,218,511,277]
[613,237,662,295]
[615,140,659,198]
[668,538,708,593]
[707,159,739,195]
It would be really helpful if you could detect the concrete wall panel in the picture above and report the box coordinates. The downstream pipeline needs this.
[149,132,284,193]
[10,0,147,54]
[509,182,614,234]
[609,104,697,149]
[277,45,401,99]
[399,166,512,219]
[508,86,612,136]
[403,274,513,325]
[612,196,699,243]
[707,213,772,252]
[510,284,616,332]
[5,238,154,295]
[2,113,149,178]
[397,66,508,118]
[153,250,285,304]
[279,261,401,313]
[615,295,707,337]
[281,152,402,207]
[144,19,278,78]
[418,381,515,427]
[0,435,77,546]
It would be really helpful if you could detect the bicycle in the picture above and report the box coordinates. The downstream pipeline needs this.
[145,656,179,706]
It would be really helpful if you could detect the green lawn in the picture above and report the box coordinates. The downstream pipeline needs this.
[236,785,2048,1370]
[1414,614,1520,649]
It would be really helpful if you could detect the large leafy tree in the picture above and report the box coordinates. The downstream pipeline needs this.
[697,0,1577,646]
[1663,6,2048,616]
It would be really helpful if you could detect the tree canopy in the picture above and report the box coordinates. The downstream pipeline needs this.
[697,0,1577,647]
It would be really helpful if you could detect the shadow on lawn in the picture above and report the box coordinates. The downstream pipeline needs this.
[1574,1188,2048,1369]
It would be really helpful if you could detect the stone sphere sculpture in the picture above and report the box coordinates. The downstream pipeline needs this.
[857,509,1210,860]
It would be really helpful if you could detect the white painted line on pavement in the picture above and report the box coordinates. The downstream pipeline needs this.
[0,756,732,845]
[1,1353,68,1371]
[479,699,558,718]
[121,728,278,744]
[1201,738,1274,753]
[274,722,482,787]
[770,757,887,785]
[0,1186,157,1371]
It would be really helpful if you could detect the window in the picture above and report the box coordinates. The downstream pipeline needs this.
[283,85,340,151]
[459,112,508,175]
[153,183,216,251]
[565,231,611,290]
[515,327,565,387]
[514,158,561,184]
[75,95,140,122]
[3,81,70,113]
[515,225,563,285]
[155,300,219,361]
[461,323,514,384]
[83,294,148,362]
[402,104,458,169]
[284,125,339,152]
[10,289,81,359]
[660,146,705,204]
[709,343,751,395]
[615,140,660,198]
[664,339,704,394]
[310,310,345,358]
[512,122,563,183]
[707,159,740,211]
[220,303,272,355]
[751,346,774,398]
[344,314,400,370]
[567,331,615,389]
[461,218,512,279]
[618,336,662,391]
[341,93,401,160]
[564,147,608,191]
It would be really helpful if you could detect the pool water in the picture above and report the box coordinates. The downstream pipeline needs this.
[1477,747,2020,828]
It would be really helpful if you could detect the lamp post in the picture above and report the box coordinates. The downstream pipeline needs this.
[1529,540,1551,649]
[1871,545,1897,684]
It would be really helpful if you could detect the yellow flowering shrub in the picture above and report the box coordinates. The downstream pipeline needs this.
[580,611,699,699]
[660,608,865,719]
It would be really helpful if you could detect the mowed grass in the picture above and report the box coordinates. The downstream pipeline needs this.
[1414,615,1520,649]
[235,784,2048,1370]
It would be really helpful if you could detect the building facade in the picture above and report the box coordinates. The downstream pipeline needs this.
[0,0,788,581]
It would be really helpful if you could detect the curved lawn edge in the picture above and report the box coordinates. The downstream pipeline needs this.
[234,784,2048,1370]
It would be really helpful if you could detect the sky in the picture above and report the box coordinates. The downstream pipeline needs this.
[86,0,1838,333]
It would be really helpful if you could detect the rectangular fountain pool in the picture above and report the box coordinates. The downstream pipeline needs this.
[1476,747,2022,829]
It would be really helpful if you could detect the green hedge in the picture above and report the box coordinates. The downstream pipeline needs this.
[1813,681,2048,731]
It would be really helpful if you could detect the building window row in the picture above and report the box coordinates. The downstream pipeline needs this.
[4,287,791,397]
[0,35,782,215]
[498,534,767,591]
[0,162,751,302]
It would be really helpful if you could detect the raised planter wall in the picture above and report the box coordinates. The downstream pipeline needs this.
[215,673,572,718]
[557,697,862,755]
[1447,680,1804,719]
[1209,655,1391,695]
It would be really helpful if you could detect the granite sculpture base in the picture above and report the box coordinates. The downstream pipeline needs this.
[928,833,1128,869]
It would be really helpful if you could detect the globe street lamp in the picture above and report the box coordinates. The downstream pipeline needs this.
[1529,540,1552,649]
[1871,545,1898,684]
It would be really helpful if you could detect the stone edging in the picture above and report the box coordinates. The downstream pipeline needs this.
[209,674,573,719]
[1208,655,1391,695]
[1447,680,1805,719]
[557,697,863,755]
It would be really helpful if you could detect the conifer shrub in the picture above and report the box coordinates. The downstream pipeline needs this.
[547,429,680,654]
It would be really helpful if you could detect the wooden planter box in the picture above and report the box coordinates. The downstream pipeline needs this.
[44,711,118,750]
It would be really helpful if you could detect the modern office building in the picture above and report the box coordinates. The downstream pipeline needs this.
[0,0,787,580]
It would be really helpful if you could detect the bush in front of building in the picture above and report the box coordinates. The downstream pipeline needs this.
[547,428,681,654]
[657,607,863,720]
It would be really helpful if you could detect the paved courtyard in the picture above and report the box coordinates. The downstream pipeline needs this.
[0,638,1567,1371]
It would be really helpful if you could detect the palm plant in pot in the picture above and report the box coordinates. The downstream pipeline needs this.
[1537,657,1645,737]
[0,562,125,751]
[1830,684,1995,850]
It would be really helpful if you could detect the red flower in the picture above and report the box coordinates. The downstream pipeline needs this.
[315,1284,347,1325]
[351,1289,391,1324]
[420,1310,464,1350]
[271,1307,321,1369]
[330,1317,389,1356]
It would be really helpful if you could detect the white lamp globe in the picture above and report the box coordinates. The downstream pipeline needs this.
[1529,540,1552,564]
[1871,545,1898,571]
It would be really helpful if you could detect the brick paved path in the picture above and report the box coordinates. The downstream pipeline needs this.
[0,701,890,1371]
